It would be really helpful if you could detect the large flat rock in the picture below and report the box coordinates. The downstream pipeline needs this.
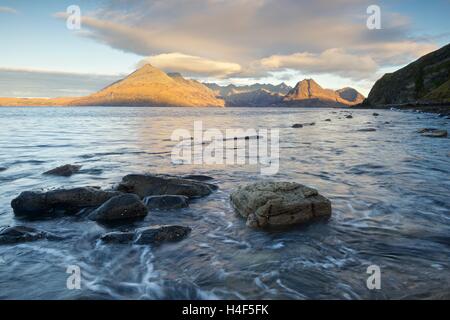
[116,174,217,199]
[230,181,332,228]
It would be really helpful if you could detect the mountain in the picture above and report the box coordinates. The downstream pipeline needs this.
[283,79,364,107]
[69,64,224,107]
[336,87,365,105]
[205,82,292,97]
[364,43,450,106]
[0,65,224,107]
[225,89,284,107]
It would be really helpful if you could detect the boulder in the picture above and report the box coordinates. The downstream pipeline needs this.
[292,124,303,128]
[418,128,447,138]
[116,174,217,199]
[11,187,121,217]
[100,225,191,245]
[230,181,332,228]
[143,195,189,210]
[88,194,148,221]
[345,115,353,119]
[43,164,82,177]
[0,226,60,245]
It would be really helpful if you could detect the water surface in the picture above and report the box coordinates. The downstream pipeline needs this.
[0,107,449,299]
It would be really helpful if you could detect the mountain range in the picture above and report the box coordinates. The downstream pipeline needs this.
[3,43,448,109]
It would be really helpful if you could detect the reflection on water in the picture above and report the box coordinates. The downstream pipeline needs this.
[0,107,449,299]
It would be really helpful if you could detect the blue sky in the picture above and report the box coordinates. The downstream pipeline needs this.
[0,0,449,97]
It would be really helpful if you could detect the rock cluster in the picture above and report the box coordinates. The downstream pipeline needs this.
[9,173,218,246]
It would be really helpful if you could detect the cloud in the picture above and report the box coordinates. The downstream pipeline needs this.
[139,53,242,78]
[259,48,378,80]
[0,68,121,98]
[0,6,17,14]
[52,0,442,83]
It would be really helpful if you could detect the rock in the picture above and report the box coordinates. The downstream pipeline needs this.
[100,231,134,244]
[100,225,191,245]
[11,187,121,217]
[182,174,214,181]
[0,226,60,244]
[418,128,448,138]
[135,225,191,245]
[0,167,6,172]
[143,195,189,210]
[116,174,217,199]
[230,181,332,228]
[324,119,331,122]
[373,113,380,116]
[292,122,315,128]
[357,128,377,132]
[292,123,303,128]
[345,115,353,119]
[88,194,148,221]
[43,164,82,177]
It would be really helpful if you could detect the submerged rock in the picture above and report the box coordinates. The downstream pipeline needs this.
[357,128,377,132]
[11,187,121,218]
[0,167,6,172]
[345,115,353,119]
[324,119,331,122]
[143,195,189,210]
[100,225,191,245]
[0,226,60,245]
[116,174,217,199]
[135,226,191,244]
[99,231,134,244]
[182,174,214,182]
[418,128,447,138]
[43,164,82,177]
[88,194,148,221]
[230,181,332,228]
[292,123,303,128]
[373,113,380,116]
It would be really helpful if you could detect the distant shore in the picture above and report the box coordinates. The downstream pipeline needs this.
[353,102,450,116]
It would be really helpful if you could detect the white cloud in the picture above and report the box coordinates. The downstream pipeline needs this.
[259,48,378,80]
[139,53,242,78]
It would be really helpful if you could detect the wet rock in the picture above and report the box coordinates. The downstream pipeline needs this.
[345,115,353,119]
[43,164,82,177]
[88,194,148,221]
[373,113,380,116]
[292,122,315,128]
[419,128,448,138]
[324,119,331,122]
[143,195,189,210]
[182,174,214,182]
[418,128,447,138]
[230,181,332,228]
[135,225,191,245]
[100,231,134,244]
[0,226,60,245]
[100,225,191,245]
[11,187,121,217]
[357,128,377,132]
[116,174,217,199]
[0,167,6,172]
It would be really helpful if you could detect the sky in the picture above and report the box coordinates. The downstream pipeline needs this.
[0,0,449,98]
